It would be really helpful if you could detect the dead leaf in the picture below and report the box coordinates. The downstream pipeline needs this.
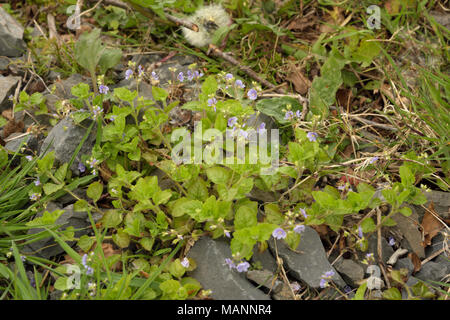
[421,202,444,248]
[100,161,113,181]
[286,66,311,95]
[3,118,24,139]
[312,224,329,238]
[408,252,421,274]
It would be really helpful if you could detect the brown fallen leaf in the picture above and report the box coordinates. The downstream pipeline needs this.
[286,66,311,95]
[408,252,421,274]
[421,202,444,248]
[3,118,24,139]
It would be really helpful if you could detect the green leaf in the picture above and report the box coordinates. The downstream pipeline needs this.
[152,189,172,205]
[112,229,130,248]
[381,189,397,206]
[152,86,168,103]
[43,182,64,195]
[234,203,257,230]
[54,277,71,291]
[255,97,301,123]
[114,87,138,103]
[400,165,415,187]
[71,83,91,99]
[361,217,376,233]
[399,206,412,217]
[382,287,402,300]
[98,48,122,74]
[101,210,123,228]
[77,235,94,252]
[201,76,217,97]
[168,259,186,279]
[206,166,231,185]
[87,181,103,203]
[26,209,65,227]
[353,282,367,300]
[74,28,104,74]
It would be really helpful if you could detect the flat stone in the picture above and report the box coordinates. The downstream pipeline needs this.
[394,257,415,277]
[333,258,365,288]
[363,234,395,264]
[392,209,425,259]
[251,244,278,273]
[430,11,450,29]
[0,56,10,71]
[268,226,346,289]
[4,132,38,153]
[0,7,27,57]
[246,269,283,293]
[39,115,97,174]
[187,237,270,300]
[24,203,91,259]
[51,74,90,99]
[425,232,449,258]
[414,190,450,219]
[0,75,21,112]
[415,261,450,283]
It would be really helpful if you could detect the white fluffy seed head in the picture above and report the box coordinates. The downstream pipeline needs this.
[182,4,231,47]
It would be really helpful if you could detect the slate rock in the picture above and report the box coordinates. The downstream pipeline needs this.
[246,269,283,293]
[425,232,449,258]
[364,234,395,264]
[0,75,21,112]
[51,74,90,99]
[251,245,278,273]
[333,258,365,288]
[401,276,436,300]
[24,203,91,259]
[394,257,415,277]
[415,261,450,283]
[0,56,10,71]
[4,132,38,153]
[268,226,346,289]
[39,115,97,174]
[187,237,270,300]
[392,209,425,259]
[414,190,450,219]
[0,7,27,57]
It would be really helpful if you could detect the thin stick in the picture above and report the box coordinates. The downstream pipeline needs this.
[208,44,285,93]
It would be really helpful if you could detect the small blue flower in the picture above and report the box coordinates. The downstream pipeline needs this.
[257,122,266,134]
[225,73,233,81]
[284,111,294,120]
[125,69,133,80]
[99,85,109,94]
[34,178,40,186]
[294,225,305,234]
[369,156,379,164]
[29,193,40,201]
[319,278,328,288]
[224,231,231,238]
[224,258,235,270]
[151,71,159,81]
[236,261,250,273]
[177,72,184,82]
[358,226,363,238]
[138,65,144,76]
[307,132,318,142]
[109,115,117,122]
[272,228,287,240]
[228,116,238,128]
[187,70,194,81]
[238,129,248,139]
[388,237,395,246]
[207,97,217,107]
[247,88,258,100]
[25,155,33,161]
[78,162,86,173]
[181,258,190,268]
[324,270,335,278]
[92,105,103,119]
[295,110,302,118]
[300,208,308,219]
[235,80,245,89]
[291,282,301,292]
